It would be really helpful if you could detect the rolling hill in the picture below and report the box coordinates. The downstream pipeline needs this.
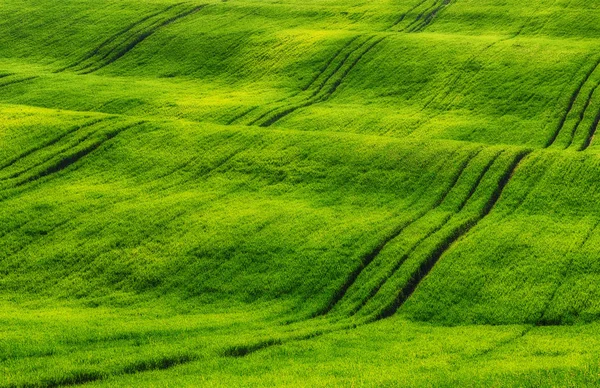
[3,0,600,386]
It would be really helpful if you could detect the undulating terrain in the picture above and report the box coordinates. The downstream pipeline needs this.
[3,0,600,386]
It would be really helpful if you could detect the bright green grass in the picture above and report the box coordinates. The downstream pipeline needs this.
[3,0,600,386]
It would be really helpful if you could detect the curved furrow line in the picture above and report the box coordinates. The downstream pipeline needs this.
[409,0,452,33]
[580,106,600,151]
[547,56,600,148]
[259,37,386,127]
[57,4,182,73]
[401,1,440,32]
[375,151,531,321]
[388,0,430,30]
[308,37,374,100]
[0,117,113,173]
[244,37,370,126]
[344,151,503,318]
[536,219,600,326]
[12,122,145,188]
[301,36,360,92]
[315,148,484,317]
[226,106,258,125]
[0,127,104,182]
[0,76,39,89]
[565,81,600,149]
[78,5,205,74]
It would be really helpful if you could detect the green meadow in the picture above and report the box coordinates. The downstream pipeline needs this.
[3,0,600,386]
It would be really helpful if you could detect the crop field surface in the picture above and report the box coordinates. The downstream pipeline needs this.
[3,0,600,386]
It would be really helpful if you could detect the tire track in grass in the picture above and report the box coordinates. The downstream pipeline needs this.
[536,218,600,325]
[342,150,503,318]
[0,117,114,174]
[388,0,430,30]
[564,80,600,149]
[579,106,600,151]
[471,325,534,358]
[242,36,365,126]
[375,151,530,320]
[66,4,205,74]
[301,36,360,92]
[247,37,375,125]
[8,121,145,188]
[10,354,198,388]
[56,4,182,73]
[1,127,104,182]
[0,75,39,89]
[257,37,386,127]
[546,57,600,148]
[220,152,531,358]
[401,1,440,32]
[408,0,452,32]
[314,148,483,317]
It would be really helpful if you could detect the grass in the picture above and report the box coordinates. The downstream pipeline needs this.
[3,0,600,386]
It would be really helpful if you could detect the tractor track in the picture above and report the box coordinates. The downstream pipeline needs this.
[58,4,182,72]
[317,148,486,317]
[376,151,530,320]
[547,57,600,148]
[536,218,600,325]
[259,37,385,127]
[409,0,452,32]
[0,117,113,175]
[247,37,375,126]
[0,76,39,89]
[345,151,503,318]
[61,4,204,74]
[12,122,144,188]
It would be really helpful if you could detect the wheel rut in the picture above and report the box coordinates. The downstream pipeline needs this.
[316,148,487,317]
[375,151,530,320]
[0,117,113,175]
[60,4,205,74]
[246,36,385,128]
[547,57,600,148]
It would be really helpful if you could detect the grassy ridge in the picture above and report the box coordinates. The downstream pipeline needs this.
[3,0,600,385]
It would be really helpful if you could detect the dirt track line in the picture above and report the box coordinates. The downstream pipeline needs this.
[547,57,600,148]
[580,106,600,151]
[536,219,600,325]
[226,106,258,125]
[302,36,360,92]
[254,37,384,127]
[1,126,105,181]
[58,4,182,73]
[317,37,385,101]
[79,5,204,74]
[409,0,452,32]
[259,37,385,127]
[247,37,372,126]
[11,353,198,388]
[376,151,530,320]
[346,151,502,318]
[0,76,39,89]
[565,81,600,149]
[308,37,373,100]
[402,1,440,32]
[314,148,482,317]
[389,0,429,29]
[0,118,112,174]
[14,122,144,187]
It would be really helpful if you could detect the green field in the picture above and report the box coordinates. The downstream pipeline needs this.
[3,0,600,386]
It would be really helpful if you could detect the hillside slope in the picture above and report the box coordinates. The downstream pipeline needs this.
[3,0,600,386]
